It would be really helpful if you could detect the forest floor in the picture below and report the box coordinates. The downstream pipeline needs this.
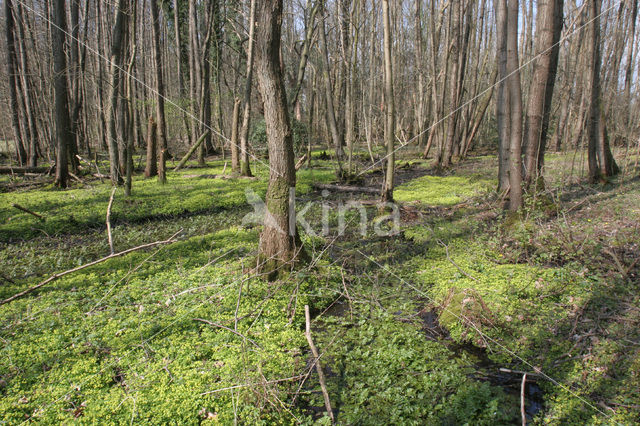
[1,150,639,424]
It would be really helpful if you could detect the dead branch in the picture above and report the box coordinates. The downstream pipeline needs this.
[312,183,379,194]
[183,174,257,180]
[304,305,334,423]
[0,231,181,306]
[193,318,261,349]
[12,204,45,221]
[173,130,211,172]
[295,154,308,171]
[0,166,49,174]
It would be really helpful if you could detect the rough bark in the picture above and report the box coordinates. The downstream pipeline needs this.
[151,0,168,184]
[144,117,158,178]
[105,0,128,185]
[381,0,395,202]
[506,0,523,210]
[523,0,564,189]
[254,0,305,280]
[5,0,27,166]
[52,0,72,188]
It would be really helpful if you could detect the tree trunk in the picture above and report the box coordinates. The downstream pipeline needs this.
[151,0,169,184]
[506,0,523,210]
[106,0,128,185]
[5,0,27,166]
[381,0,395,202]
[144,117,158,178]
[230,98,242,173]
[239,0,257,177]
[523,0,564,189]
[254,0,305,280]
[52,0,72,188]
[496,0,510,192]
[319,4,345,163]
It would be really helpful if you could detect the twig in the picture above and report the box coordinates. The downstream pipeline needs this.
[200,375,306,395]
[222,161,228,175]
[234,278,243,332]
[0,231,181,306]
[12,204,45,221]
[521,373,527,426]
[0,274,17,285]
[193,318,260,349]
[438,239,478,281]
[106,187,116,254]
[304,305,335,424]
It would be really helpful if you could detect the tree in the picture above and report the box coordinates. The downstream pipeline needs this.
[254,0,305,279]
[496,0,511,194]
[381,0,395,202]
[5,0,27,166]
[506,0,523,210]
[52,0,73,188]
[238,0,257,177]
[523,0,564,189]
[319,1,345,165]
[150,0,169,184]
[105,0,128,185]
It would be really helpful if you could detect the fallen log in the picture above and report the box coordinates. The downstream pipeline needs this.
[183,174,257,180]
[0,166,49,175]
[0,231,181,306]
[173,130,211,172]
[312,183,380,194]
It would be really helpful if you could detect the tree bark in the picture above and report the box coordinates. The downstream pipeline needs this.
[52,0,72,188]
[239,0,257,177]
[506,0,523,210]
[151,0,169,184]
[254,0,305,280]
[105,0,128,185]
[319,3,345,163]
[5,0,27,166]
[523,0,564,189]
[144,117,158,178]
[381,0,395,202]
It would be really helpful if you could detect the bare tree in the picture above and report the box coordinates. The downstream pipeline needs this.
[506,0,523,210]
[52,0,72,188]
[523,0,564,189]
[381,0,395,202]
[5,0,27,166]
[238,0,257,177]
[150,0,168,184]
[105,0,128,185]
[255,0,305,279]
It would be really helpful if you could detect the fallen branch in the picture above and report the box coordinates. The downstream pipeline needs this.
[193,318,261,349]
[12,204,45,221]
[183,174,257,180]
[0,166,49,174]
[0,231,181,306]
[305,305,335,423]
[312,183,379,194]
[295,154,308,171]
[106,187,116,254]
[173,130,211,172]
[69,172,83,183]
